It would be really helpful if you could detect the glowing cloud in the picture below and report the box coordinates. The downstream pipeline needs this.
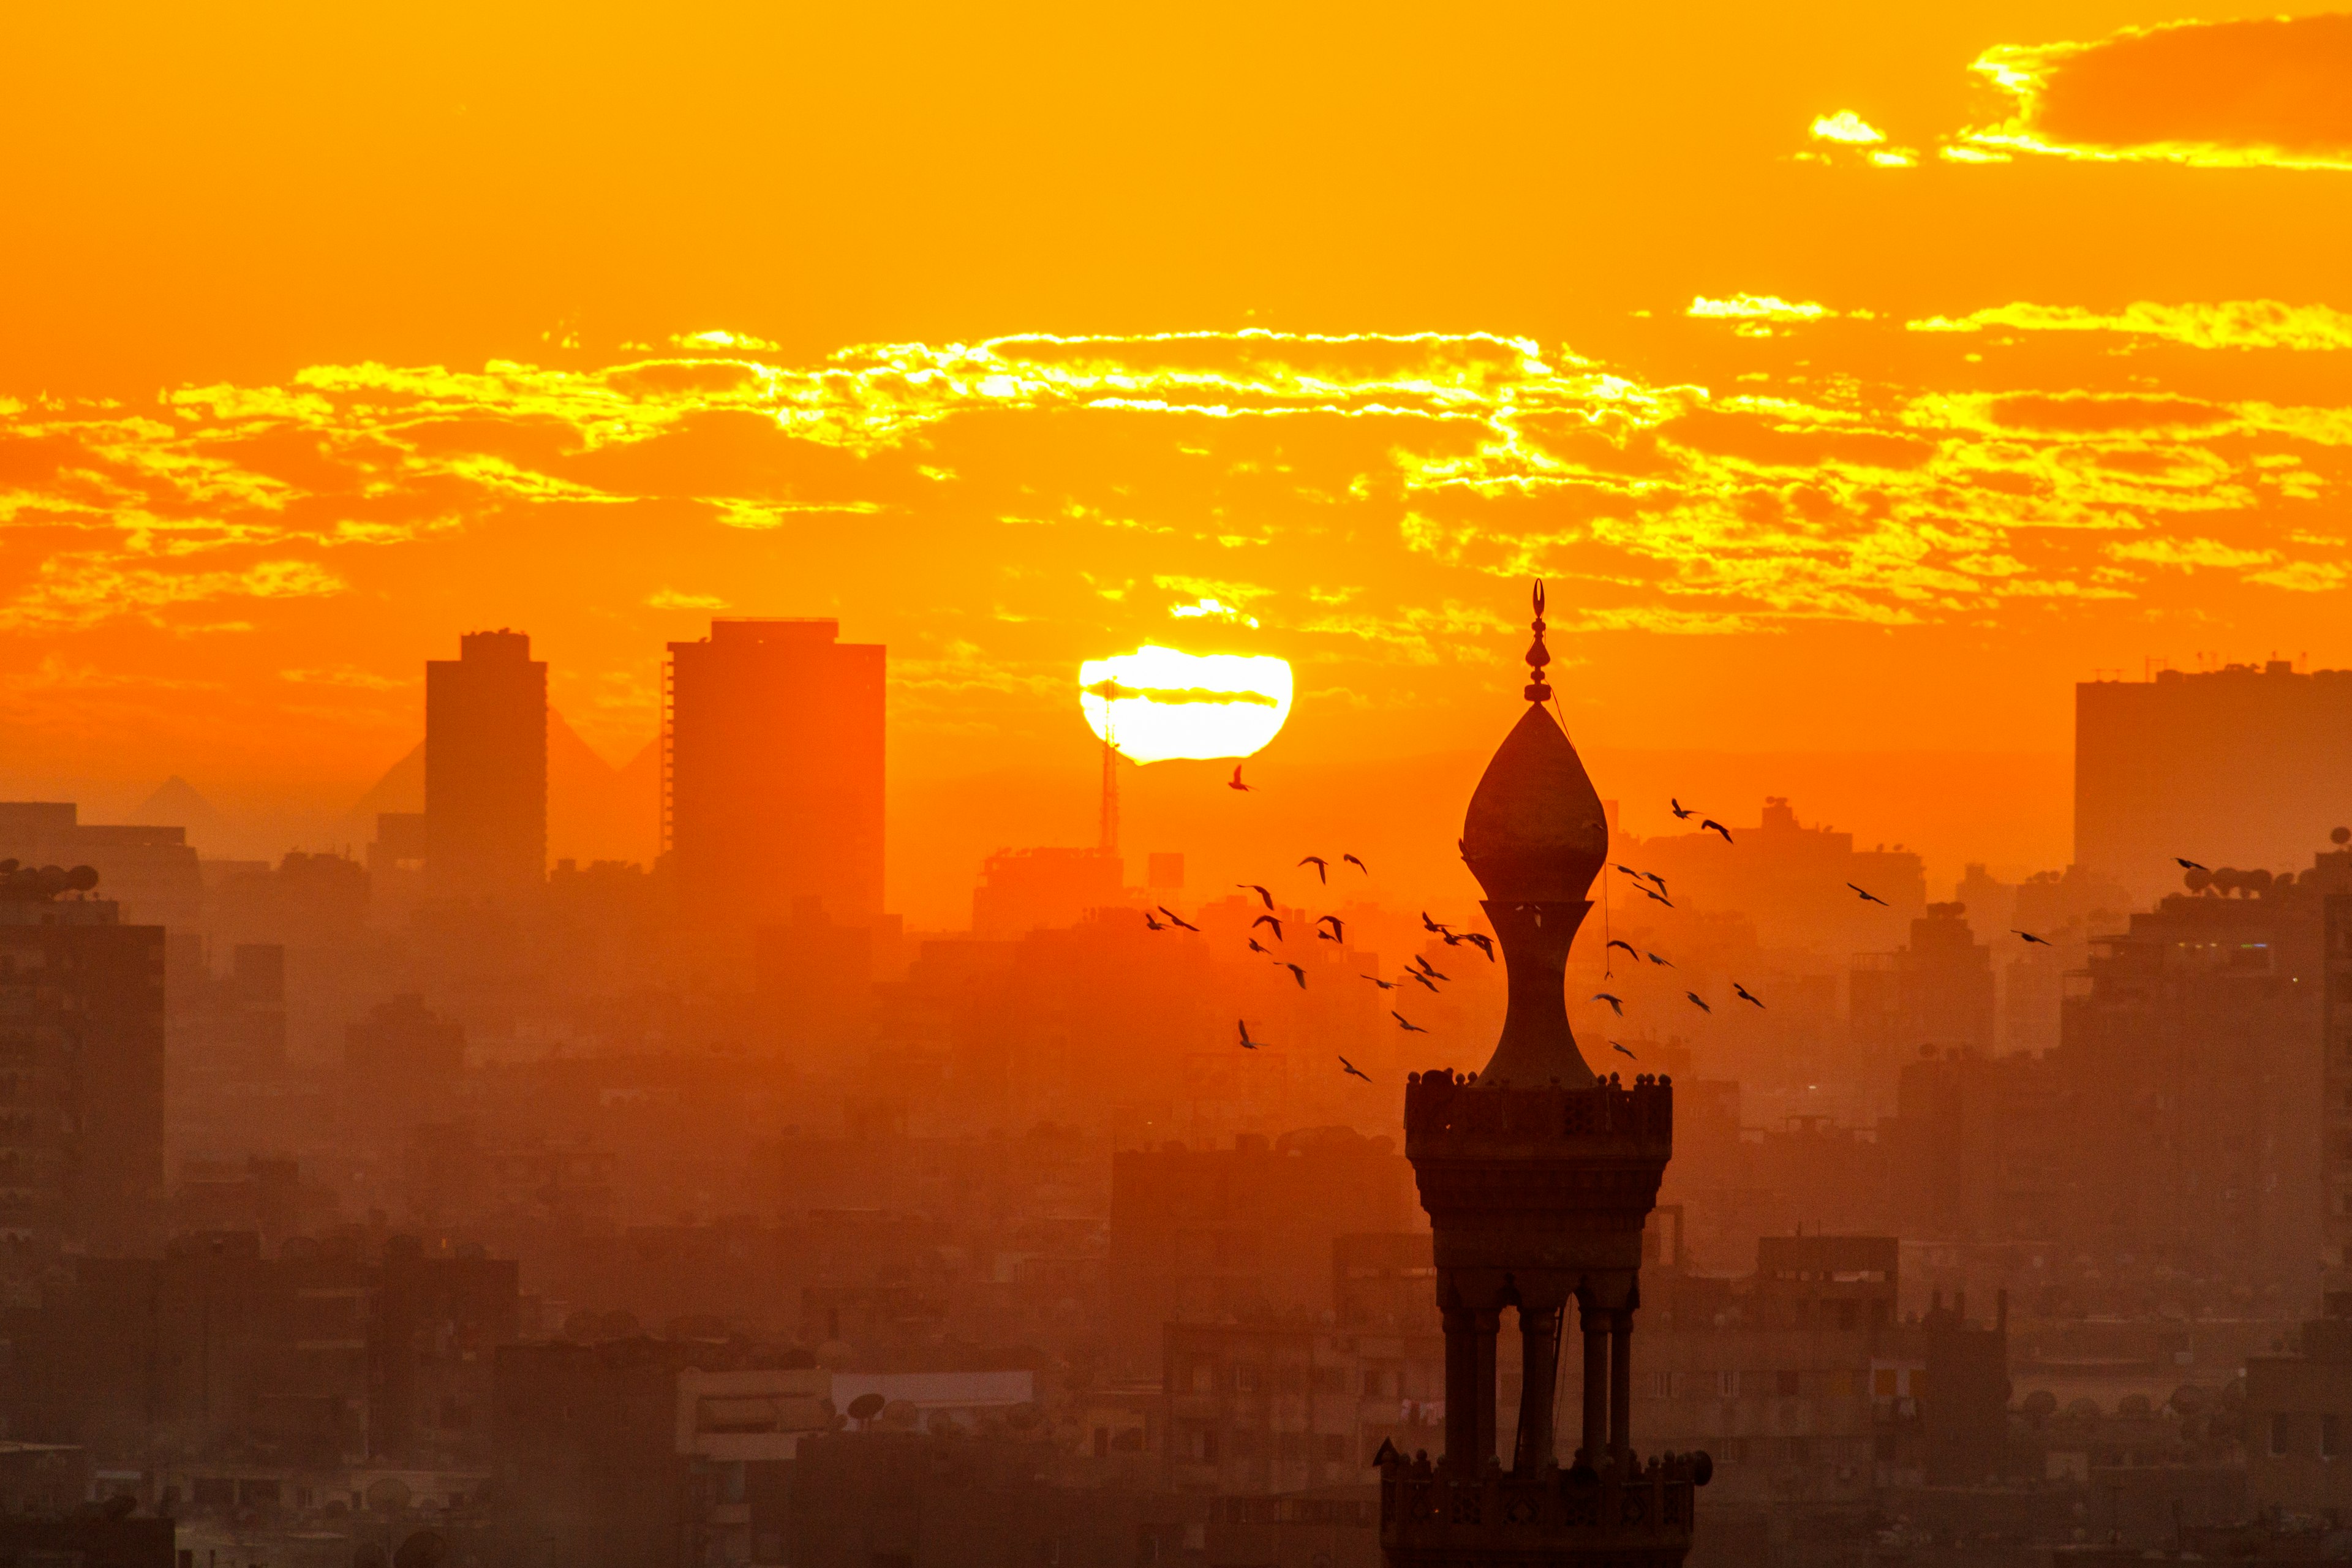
[1079,646,1294,763]
[1908,300,2352,353]
[1948,15,2352,170]
[1811,112,1887,145]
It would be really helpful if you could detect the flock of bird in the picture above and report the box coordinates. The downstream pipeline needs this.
[1173,777,2157,1087]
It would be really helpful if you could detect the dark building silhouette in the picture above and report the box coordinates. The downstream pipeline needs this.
[1381,589,1703,1568]
[0,865,165,1282]
[665,619,884,930]
[1848,902,1996,1091]
[971,846,1124,938]
[1630,796,1925,955]
[2076,663,2352,895]
[0,802,201,932]
[426,629,548,899]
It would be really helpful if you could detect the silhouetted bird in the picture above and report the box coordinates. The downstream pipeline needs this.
[1611,1041,1637,1060]
[1594,992,1625,1016]
[1685,991,1711,1013]
[1734,982,1763,1008]
[1360,974,1398,990]
[1642,887,1674,908]
[1253,914,1284,940]
[1144,912,1167,931]
[1158,906,1197,932]
[1420,911,1450,934]
[1644,871,1669,895]
[1281,962,1306,989]
[1461,932,1495,960]
[2012,929,2052,946]
[1237,1020,1262,1050]
[1340,1055,1371,1082]
[1847,882,1889,907]
[1248,937,1272,954]
[1615,863,1643,880]
[1237,883,1274,909]
[1316,914,1346,941]
[1607,938,1639,960]
[1343,853,1369,875]
[1700,818,1733,843]
[2177,857,2209,872]
[1414,955,1447,981]
[1392,1011,1430,1033]
[1406,970,1439,993]
[1298,855,1328,883]
[1671,797,1697,820]
[1228,764,1253,792]
[1646,951,1673,967]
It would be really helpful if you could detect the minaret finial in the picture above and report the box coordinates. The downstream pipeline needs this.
[1524,579,1552,703]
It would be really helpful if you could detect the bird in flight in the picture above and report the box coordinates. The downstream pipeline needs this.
[1228,764,1253,792]
[1593,992,1625,1016]
[1248,937,1272,954]
[1606,938,1640,961]
[1144,911,1167,931]
[1253,914,1284,940]
[2012,929,2052,946]
[1847,883,1889,907]
[2176,857,2209,872]
[1360,974,1397,990]
[1298,856,1328,883]
[1280,962,1307,989]
[1644,871,1670,895]
[1414,956,1447,981]
[1158,906,1198,932]
[1405,970,1440,993]
[1611,1041,1637,1060]
[1646,951,1673,967]
[1391,1011,1430,1033]
[1700,818,1734,844]
[1340,1055,1372,1082]
[1686,991,1712,1013]
[1734,982,1763,1008]
[1420,912,1452,936]
[1670,798,1697,820]
[1614,863,1645,880]
[1460,932,1495,961]
[1642,887,1674,908]
[1316,914,1345,942]
[1343,854,1370,875]
[1237,884,1274,909]
[1237,1020,1263,1050]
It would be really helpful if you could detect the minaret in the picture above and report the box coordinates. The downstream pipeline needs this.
[1379,582,1706,1568]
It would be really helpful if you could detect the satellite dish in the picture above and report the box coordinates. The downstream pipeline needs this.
[846,1392,885,1423]
[1691,1450,1714,1487]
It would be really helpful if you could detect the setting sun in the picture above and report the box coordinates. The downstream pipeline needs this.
[1078,645,1293,763]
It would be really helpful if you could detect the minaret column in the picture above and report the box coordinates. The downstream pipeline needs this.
[1512,1297,1564,1472]
[1472,1306,1501,1465]
[1441,1300,1478,1473]
[1578,1297,1609,1460]
[1609,1305,1634,1460]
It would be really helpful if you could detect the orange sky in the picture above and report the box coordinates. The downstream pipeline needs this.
[4,1,2351,922]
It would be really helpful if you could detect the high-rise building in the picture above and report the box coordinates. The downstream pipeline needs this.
[1381,587,1703,1568]
[2076,663,2352,895]
[1847,902,1996,1085]
[665,619,884,929]
[0,803,201,932]
[425,630,548,899]
[0,864,166,1291]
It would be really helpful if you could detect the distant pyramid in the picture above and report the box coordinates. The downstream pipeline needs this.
[334,720,658,868]
[134,775,225,848]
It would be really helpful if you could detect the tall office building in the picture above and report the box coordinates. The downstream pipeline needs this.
[0,864,166,1290]
[665,619,884,929]
[2077,662,2352,895]
[425,630,548,899]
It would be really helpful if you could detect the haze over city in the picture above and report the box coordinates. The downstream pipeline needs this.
[6,4,2352,1567]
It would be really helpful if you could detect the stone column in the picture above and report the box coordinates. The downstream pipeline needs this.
[1513,1302,1562,1472]
[1580,1300,1609,1459]
[1442,1302,1478,1473]
[1610,1305,1634,1460]
[1473,1307,1501,1465]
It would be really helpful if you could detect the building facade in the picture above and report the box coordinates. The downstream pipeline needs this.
[664,619,885,931]
[424,630,548,899]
